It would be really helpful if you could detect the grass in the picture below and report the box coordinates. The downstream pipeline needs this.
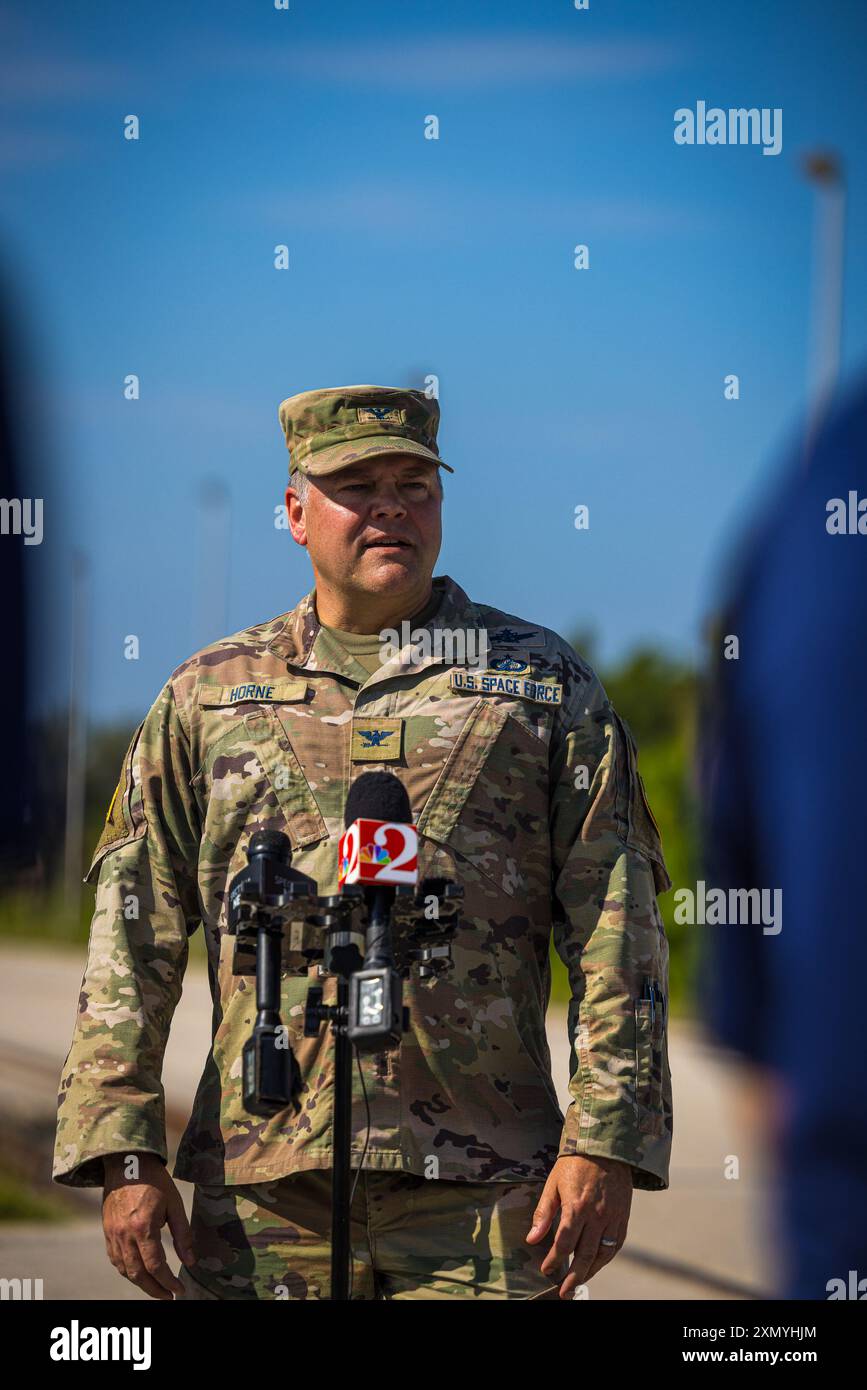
[0,1162,76,1224]
[0,885,93,946]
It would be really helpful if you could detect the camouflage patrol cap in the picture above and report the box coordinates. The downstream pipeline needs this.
[278,384,453,479]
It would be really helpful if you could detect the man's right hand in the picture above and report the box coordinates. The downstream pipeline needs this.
[102,1152,195,1300]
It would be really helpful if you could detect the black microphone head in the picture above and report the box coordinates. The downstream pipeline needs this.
[247,829,292,862]
[344,770,412,827]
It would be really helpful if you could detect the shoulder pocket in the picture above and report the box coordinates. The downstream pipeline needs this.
[418,698,549,902]
[418,698,510,843]
[611,710,671,896]
[84,721,148,883]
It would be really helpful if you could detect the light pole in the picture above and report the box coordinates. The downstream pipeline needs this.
[63,549,89,922]
[802,151,846,467]
[194,478,231,647]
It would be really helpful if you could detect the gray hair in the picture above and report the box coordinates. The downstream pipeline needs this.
[289,468,311,504]
[289,467,443,505]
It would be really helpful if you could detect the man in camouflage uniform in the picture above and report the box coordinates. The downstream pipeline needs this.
[53,384,673,1300]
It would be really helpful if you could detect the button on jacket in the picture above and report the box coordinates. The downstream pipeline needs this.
[53,575,673,1192]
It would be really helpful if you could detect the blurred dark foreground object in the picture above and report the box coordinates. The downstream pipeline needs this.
[700,375,867,1299]
[0,274,35,880]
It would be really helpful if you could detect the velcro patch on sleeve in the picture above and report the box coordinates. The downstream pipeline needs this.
[86,720,146,874]
[449,669,563,705]
[96,771,129,854]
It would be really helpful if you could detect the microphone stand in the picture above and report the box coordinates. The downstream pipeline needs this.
[304,878,461,1300]
[303,883,397,1302]
[333,885,392,1301]
[331,972,353,1300]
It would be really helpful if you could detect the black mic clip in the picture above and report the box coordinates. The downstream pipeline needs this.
[389,876,463,981]
[227,830,318,1117]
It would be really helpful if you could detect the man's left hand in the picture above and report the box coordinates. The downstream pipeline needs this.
[525,1154,633,1299]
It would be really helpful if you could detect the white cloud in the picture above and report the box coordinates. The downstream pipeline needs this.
[0,129,93,167]
[0,53,131,105]
[244,183,706,241]
[202,33,686,89]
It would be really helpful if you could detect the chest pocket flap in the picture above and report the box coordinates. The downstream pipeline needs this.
[240,707,327,850]
[191,679,326,852]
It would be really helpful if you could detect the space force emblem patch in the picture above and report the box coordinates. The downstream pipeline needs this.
[488,656,531,675]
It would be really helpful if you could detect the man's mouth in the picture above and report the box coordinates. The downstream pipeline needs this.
[363,538,413,549]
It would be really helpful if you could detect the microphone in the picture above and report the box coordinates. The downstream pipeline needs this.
[340,771,419,902]
[344,768,412,828]
[227,830,305,1116]
[340,771,416,1048]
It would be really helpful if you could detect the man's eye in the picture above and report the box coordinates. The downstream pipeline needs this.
[343,482,368,492]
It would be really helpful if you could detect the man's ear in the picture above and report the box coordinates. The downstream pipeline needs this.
[285,485,308,547]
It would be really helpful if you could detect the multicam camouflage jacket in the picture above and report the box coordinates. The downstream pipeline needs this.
[53,574,673,1192]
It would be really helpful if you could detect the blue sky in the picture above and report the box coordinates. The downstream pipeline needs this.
[3,0,866,723]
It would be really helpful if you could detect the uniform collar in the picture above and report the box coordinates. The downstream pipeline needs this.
[265,573,483,686]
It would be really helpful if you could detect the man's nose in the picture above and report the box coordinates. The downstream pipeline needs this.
[370,486,407,515]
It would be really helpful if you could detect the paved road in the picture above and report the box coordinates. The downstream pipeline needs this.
[0,939,779,1301]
